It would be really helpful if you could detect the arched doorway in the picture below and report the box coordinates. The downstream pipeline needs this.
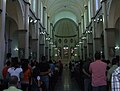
[5,0,24,57]
[5,17,18,57]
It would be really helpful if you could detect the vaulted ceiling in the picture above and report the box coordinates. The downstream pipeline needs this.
[42,0,88,23]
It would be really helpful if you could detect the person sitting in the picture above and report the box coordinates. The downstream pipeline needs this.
[3,76,22,91]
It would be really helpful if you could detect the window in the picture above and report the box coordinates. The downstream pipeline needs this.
[96,0,99,11]
[33,0,36,12]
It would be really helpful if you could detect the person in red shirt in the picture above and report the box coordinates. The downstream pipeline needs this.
[89,52,107,91]
[2,61,11,79]
[21,59,31,91]
[2,61,11,89]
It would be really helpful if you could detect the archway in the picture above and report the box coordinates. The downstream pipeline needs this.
[5,0,24,57]
[5,17,18,57]
[108,0,120,27]
[53,18,78,63]
[108,0,120,56]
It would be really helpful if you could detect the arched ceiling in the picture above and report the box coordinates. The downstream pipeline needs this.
[54,18,77,37]
[42,0,88,23]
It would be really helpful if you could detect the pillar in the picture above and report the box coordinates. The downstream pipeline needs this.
[78,23,82,59]
[0,0,6,73]
[36,0,40,62]
[31,39,38,60]
[91,0,95,57]
[94,38,102,52]
[84,5,89,29]
[18,1,30,59]
[43,6,47,56]
[39,29,45,58]
[101,0,108,59]
[91,18,96,57]
[24,1,30,59]
[36,26,40,61]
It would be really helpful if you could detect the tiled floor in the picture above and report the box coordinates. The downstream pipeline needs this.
[54,66,81,91]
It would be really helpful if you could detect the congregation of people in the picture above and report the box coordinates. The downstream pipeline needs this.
[0,52,120,91]
[0,53,63,91]
[69,52,120,91]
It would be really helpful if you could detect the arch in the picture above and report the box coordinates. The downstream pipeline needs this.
[108,0,120,28]
[54,18,78,37]
[6,0,24,29]
[5,17,19,57]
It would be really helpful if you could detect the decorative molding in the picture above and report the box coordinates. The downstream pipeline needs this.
[55,35,77,38]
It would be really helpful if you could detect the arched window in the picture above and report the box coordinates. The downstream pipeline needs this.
[33,0,36,12]
[96,0,99,11]
[30,0,36,12]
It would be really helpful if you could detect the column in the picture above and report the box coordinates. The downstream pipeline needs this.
[39,28,45,58]
[105,28,116,59]
[36,25,40,61]
[91,17,95,57]
[84,5,88,29]
[87,32,89,58]
[43,6,46,56]
[91,0,95,57]
[36,0,40,62]
[31,39,38,60]
[24,1,30,59]
[49,23,53,57]
[101,0,108,59]
[18,1,30,59]
[88,28,93,58]
[0,0,6,72]
[94,38,102,52]
[81,15,84,33]
[18,30,27,59]
[45,40,49,61]
[83,39,87,60]
[40,2,43,25]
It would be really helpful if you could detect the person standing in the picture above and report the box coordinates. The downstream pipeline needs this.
[39,56,50,91]
[89,52,107,91]
[111,67,120,91]
[83,58,92,91]
[107,58,118,91]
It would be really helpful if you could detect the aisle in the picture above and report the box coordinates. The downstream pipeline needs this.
[54,66,81,91]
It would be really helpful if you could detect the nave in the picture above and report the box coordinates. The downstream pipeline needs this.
[54,66,81,91]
